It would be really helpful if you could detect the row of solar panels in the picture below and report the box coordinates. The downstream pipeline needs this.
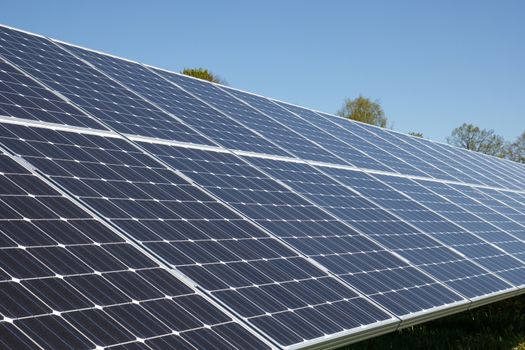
[0,25,524,191]
[0,24,525,350]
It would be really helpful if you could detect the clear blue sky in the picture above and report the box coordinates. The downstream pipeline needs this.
[2,0,524,142]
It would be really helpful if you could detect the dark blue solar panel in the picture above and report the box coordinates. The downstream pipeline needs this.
[2,23,525,350]
[272,101,399,172]
[305,115,429,176]
[429,141,524,190]
[360,174,525,286]
[415,181,525,261]
[0,57,103,129]
[307,115,464,182]
[0,122,393,348]
[139,143,473,316]
[334,115,524,190]
[224,87,374,168]
[0,141,269,350]
[317,167,515,297]
[465,188,525,239]
[231,94,428,176]
[153,69,344,163]
[0,25,211,144]
[59,44,293,156]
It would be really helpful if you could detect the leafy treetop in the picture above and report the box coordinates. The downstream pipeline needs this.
[181,68,227,85]
[447,123,507,158]
[337,95,387,128]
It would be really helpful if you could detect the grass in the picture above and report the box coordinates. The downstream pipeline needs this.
[340,293,525,350]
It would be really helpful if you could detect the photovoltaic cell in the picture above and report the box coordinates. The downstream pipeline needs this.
[466,188,525,239]
[228,92,428,177]
[273,101,402,173]
[417,181,525,244]
[292,113,429,177]
[335,115,524,190]
[371,175,525,286]
[224,87,375,169]
[306,115,468,183]
[244,157,524,295]
[435,142,525,190]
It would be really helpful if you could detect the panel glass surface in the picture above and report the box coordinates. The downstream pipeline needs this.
[2,24,525,350]
[262,99,430,176]
[415,181,525,262]
[290,110,429,177]
[154,69,344,163]
[428,141,523,190]
[0,57,101,128]
[0,122,392,348]
[318,167,514,297]
[0,141,268,350]
[0,25,211,144]
[224,87,384,169]
[330,113,524,190]
[370,174,525,286]
[471,189,525,236]
[319,113,460,179]
[60,44,290,156]
[272,101,409,173]
[140,142,471,316]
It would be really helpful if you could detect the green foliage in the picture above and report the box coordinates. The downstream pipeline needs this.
[340,294,525,350]
[337,96,387,128]
[446,124,525,162]
[180,68,226,84]
[408,132,424,138]
[447,123,507,157]
[508,131,525,163]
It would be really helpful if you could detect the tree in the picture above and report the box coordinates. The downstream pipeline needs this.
[507,131,525,163]
[408,132,424,138]
[180,68,226,84]
[447,123,507,157]
[337,95,387,128]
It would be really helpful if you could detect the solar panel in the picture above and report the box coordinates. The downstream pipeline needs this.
[0,144,270,350]
[1,23,525,349]
[0,122,397,348]
[351,123,511,191]
[335,116,524,190]
[57,43,294,157]
[225,89,432,177]
[0,56,103,129]
[0,26,212,144]
[371,175,525,286]
[142,145,468,314]
[415,181,525,255]
[154,69,345,164]
[228,156,515,297]
[274,101,422,174]
[451,186,525,240]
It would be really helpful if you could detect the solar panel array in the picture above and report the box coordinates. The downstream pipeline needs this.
[0,24,525,349]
